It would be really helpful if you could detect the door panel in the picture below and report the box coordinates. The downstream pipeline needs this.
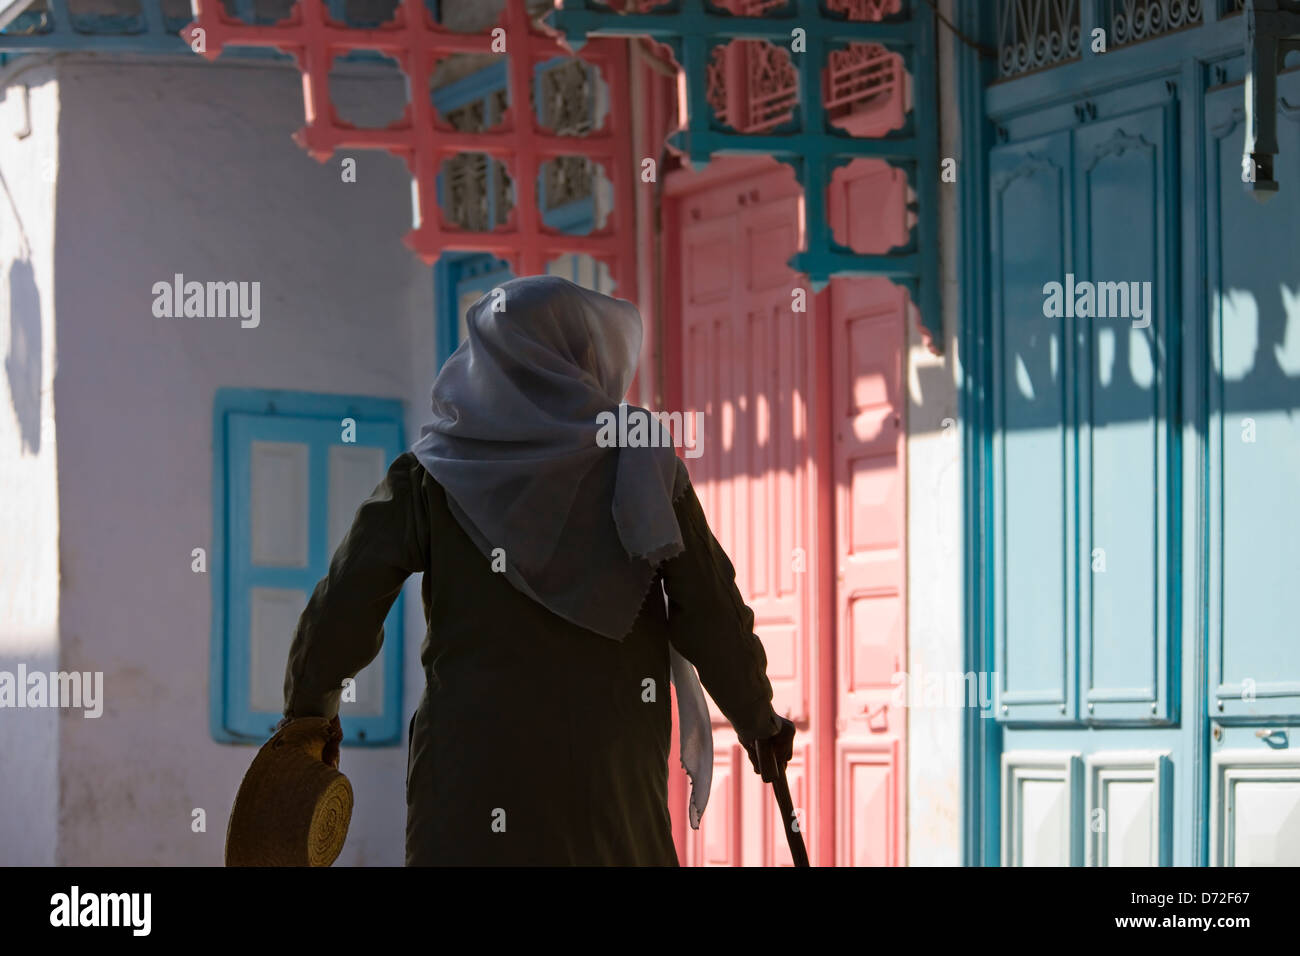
[989,79,1188,866]
[1210,752,1300,865]
[1084,752,1172,866]
[838,739,900,867]
[739,196,812,725]
[833,283,905,728]
[1199,73,1300,865]
[988,131,1076,724]
[1206,78,1300,721]
[1001,752,1081,866]
[689,744,743,867]
[1074,104,1176,724]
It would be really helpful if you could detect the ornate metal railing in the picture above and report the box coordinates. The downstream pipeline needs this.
[1105,0,1203,47]
[997,0,1221,77]
[997,0,1082,77]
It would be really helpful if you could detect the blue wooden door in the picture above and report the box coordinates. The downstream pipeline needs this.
[984,21,1300,864]
[1202,66,1300,866]
[989,78,1184,866]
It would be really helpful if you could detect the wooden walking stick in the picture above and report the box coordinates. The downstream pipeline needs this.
[755,734,810,867]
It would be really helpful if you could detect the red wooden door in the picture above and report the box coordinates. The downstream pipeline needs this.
[828,274,907,867]
[672,158,821,866]
[666,153,908,866]
[826,155,909,868]
[827,159,909,867]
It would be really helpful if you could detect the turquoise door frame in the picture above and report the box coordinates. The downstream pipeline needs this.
[954,0,1000,868]
[958,1,1300,866]
[434,252,512,368]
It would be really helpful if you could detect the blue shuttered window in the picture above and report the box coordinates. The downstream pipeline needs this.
[211,388,406,746]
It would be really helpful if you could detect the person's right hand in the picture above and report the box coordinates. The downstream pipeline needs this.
[741,715,795,781]
[274,713,343,769]
[320,714,343,769]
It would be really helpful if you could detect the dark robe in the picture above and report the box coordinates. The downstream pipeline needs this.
[283,452,781,866]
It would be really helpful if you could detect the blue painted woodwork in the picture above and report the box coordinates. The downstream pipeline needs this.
[546,0,943,352]
[1204,70,1300,723]
[532,54,599,234]
[964,0,1300,865]
[956,0,1001,869]
[433,251,511,368]
[988,128,1076,726]
[431,59,511,236]
[211,388,406,747]
[429,56,600,239]
[984,68,1192,868]
[1,0,190,52]
[0,0,418,59]
[1074,103,1179,726]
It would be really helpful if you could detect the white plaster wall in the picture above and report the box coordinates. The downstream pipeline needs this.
[50,55,434,865]
[0,64,61,867]
[905,0,965,866]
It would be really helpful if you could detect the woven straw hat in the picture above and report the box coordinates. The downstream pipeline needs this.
[225,716,353,867]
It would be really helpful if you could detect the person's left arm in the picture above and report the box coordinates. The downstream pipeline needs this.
[279,452,430,748]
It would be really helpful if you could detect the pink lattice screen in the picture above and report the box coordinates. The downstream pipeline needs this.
[182,0,636,290]
[824,44,900,114]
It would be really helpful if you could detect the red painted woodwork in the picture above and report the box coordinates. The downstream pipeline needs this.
[658,85,911,865]
[826,152,908,866]
[665,153,909,866]
[827,275,907,867]
[669,158,824,867]
[838,738,901,867]
[182,0,636,296]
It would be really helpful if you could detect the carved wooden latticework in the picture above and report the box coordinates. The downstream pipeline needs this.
[706,39,799,133]
[997,0,1082,78]
[445,154,512,232]
[537,57,594,135]
[535,57,598,214]
[826,0,900,18]
[547,0,941,351]
[443,84,511,233]
[181,0,636,291]
[825,43,900,120]
[709,0,790,14]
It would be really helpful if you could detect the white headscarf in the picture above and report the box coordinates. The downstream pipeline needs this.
[411,275,712,828]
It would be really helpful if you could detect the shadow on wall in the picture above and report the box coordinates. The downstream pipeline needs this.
[6,256,41,455]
